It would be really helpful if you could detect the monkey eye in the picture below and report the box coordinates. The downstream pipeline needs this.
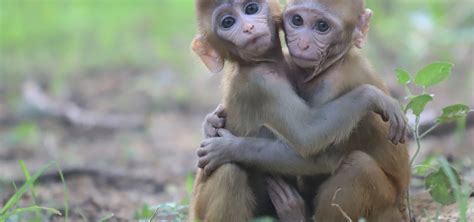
[291,15,304,27]
[221,16,236,29]
[244,2,259,15]
[315,20,330,33]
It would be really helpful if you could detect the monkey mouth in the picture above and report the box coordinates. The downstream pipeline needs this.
[290,53,319,68]
[291,54,317,63]
[243,33,269,49]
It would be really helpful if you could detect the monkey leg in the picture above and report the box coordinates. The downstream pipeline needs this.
[313,150,405,222]
[190,164,256,222]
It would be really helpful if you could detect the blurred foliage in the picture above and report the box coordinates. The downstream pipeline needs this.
[0,0,197,95]
[0,0,472,94]
[366,0,473,70]
[6,121,40,147]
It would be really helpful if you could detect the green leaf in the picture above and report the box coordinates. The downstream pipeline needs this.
[395,69,411,85]
[405,94,433,116]
[414,62,453,87]
[436,104,470,124]
[425,167,461,205]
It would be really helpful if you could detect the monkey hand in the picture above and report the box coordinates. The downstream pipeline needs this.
[197,129,238,176]
[267,177,306,222]
[365,85,408,145]
[202,104,227,138]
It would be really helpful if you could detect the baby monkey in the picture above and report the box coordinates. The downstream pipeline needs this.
[192,0,409,221]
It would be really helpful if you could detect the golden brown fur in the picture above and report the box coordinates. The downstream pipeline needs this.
[191,0,410,221]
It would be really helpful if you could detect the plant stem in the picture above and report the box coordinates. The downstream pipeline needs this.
[406,189,413,221]
[410,116,421,166]
[407,115,421,221]
[404,85,413,97]
[419,123,441,139]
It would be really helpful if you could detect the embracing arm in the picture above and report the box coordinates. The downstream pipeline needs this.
[198,128,332,176]
[198,83,406,175]
[261,81,406,158]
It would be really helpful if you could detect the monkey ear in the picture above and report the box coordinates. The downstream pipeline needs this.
[191,35,224,73]
[354,8,373,49]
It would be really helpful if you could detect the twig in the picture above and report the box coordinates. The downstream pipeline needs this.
[331,188,352,222]
[22,81,146,130]
[414,111,474,139]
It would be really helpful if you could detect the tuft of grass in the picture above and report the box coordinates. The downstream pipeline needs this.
[0,161,70,221]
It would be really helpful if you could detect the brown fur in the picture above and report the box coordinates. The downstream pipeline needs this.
[284,0,410,219]
[191,0,410,221]
[190,1,287,221]
[295,52,411,220]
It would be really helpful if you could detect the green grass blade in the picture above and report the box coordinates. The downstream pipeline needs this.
[0,205,61,221]
[98,213,114,222]
[54,162,69,222]
[18,160,42,220]
[0,162,53,215]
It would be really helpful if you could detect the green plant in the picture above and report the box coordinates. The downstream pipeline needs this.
[396,62,471,221]
[0,161,69,222]
[134,203,188,222]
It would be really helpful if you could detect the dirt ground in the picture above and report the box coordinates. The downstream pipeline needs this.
[0,69,473,221]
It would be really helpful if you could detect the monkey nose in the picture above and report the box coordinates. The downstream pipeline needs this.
[298,41,310,51]
[243,23,255,33]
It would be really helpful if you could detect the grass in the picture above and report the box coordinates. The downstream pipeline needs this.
[0,161,69,222]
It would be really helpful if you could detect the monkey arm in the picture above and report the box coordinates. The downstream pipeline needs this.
[198,130,333,176]
[261,81,399,158]
[232,137,332,175]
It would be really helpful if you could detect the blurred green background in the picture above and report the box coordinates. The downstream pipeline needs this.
[0,0,473,220]
[1,0,473,101]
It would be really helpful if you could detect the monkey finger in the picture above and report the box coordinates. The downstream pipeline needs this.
[203,162,217,176]
[400,124,407,144]
[380,110,389,122]
[208,115,225,128]
[290,186,304,203]
[374,108,389,122]
[266,178,284,204]
[388,117,398,145]
[197,157,210,169]
[217,128,234,138]
[384,110,390,122]
[200,139,212,147]
[393,115,402,145]
[275,177,292,201]
[197,148,208,157]
[268,187,283,208]
[204,126,217,138]
[215,104,227,118]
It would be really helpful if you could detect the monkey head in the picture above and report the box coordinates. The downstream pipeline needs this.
[192,0,282,73]
[283,0,372,77]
